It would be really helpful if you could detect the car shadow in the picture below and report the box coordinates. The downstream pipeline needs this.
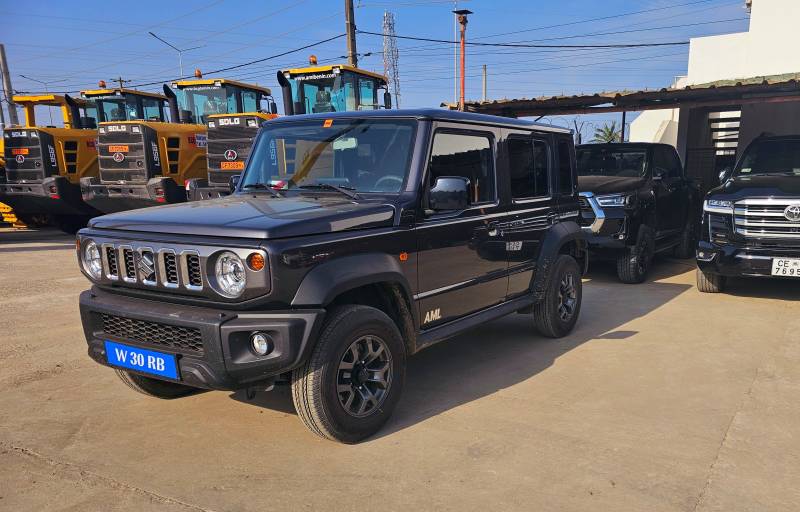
[230,270,693,439]
[721,275,800,301]
[586,256,695,284]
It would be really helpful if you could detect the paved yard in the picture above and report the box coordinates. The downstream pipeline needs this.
[1,228,798,511]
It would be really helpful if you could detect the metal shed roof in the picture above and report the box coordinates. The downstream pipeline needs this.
[445,72,800,117]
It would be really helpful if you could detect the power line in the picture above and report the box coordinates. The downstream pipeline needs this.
[358,30,690,49]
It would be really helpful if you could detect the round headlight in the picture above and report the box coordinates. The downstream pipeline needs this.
[215,251,246,297]
[83,240,103,279]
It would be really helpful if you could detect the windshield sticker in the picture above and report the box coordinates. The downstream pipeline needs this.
[294,73,336,81]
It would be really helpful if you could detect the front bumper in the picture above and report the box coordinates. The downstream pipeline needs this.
[80,287,325,390]
[696,240,800,277]
[0,176,96,216]
[80,176,186,213]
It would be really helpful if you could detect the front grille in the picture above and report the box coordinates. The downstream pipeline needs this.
[106,246,119,278]
[708,213,730,244]
[101,313,204,354]
[123,248,136,280]
[206,122,257,186]
[163,252,179,285]
[578,196,596,225]
[186,254,203,288]
[734,199,800,239]
[98,128,148,183]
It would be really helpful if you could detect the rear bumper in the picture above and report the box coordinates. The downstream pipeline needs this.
[80,287,325,390]
[81,176,186,213]
[696,240,800,277]
[0,176,96,216]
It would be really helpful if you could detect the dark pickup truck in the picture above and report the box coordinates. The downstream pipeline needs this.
[576,143,701,283]
[76,109,593,443]
[697,135,800,292]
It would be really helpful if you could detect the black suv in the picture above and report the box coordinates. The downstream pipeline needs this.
[697,135,800,292]
[76,109,590,443]
[576,143,700,283]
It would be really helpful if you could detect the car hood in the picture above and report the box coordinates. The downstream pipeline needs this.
[577,176,647,195]
[707,174,800,201]
[88,194,397,239]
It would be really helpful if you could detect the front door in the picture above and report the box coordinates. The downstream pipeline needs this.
[416,127,507,329]
[653,146,685,235]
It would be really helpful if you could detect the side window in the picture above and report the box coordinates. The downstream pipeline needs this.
[429,132,494,204]
[142,98,161,121]
[508,137,549,199]
[557,139,574,195]
[242,90,259,112]
[358,79,376,110]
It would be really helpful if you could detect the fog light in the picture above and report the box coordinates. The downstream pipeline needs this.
[250,332,272,356]
[154,186,164,197]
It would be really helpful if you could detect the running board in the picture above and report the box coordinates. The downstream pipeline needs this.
[416,294,536,351]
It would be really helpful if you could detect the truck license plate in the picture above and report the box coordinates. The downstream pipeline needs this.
[105,340,179,380]
[771,258,800,277]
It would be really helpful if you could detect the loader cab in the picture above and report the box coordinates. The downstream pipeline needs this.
[166,78,277,125]
[79,86,168,125]
[277,63,391,116]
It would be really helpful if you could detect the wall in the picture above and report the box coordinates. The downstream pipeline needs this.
[737,101,800,153]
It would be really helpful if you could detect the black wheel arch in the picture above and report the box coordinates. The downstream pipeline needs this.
[531,221,587,301]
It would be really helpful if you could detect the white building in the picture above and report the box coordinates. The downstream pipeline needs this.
[630,0,800,164]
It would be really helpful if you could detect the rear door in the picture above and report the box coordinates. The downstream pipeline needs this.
[500,131,555,298]
[652,146,685,235]
[415,124,508,328]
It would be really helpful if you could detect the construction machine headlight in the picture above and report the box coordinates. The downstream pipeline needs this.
[596,193,630,208]
[704,199,734,214]
[83,240,103,280]
[214,251,246,297]
[131,126,140,133]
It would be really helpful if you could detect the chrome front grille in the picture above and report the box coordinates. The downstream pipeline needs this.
[99,244,205,292]
[734,199,800,239]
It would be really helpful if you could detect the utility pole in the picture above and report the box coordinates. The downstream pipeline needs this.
[0,44,20,126]
[453,9,472,111]
[148,32,204,77]
[453,1,458,105]
[482,64,487,102]
[345,0,358,68]
[111,76,131,90]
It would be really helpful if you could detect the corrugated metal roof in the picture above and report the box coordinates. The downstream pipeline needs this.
[445,72,800,117]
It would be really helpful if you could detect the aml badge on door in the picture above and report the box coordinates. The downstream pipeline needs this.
[423,308,441,324]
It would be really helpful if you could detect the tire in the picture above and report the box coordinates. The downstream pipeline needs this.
[533,255,582,338]
[16,213,50,228]
[673,219,696,259]
[54,215,89,235]
[617,228,655,284]
[696,267,726,293]
[114,369,197,399]
[291,305,406,443]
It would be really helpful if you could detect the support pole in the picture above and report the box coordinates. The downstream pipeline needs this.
[453,9,472,111]
[345,0,358,68]
[482,64,487,102]
[620,110,627,142]
[0,44,19,126]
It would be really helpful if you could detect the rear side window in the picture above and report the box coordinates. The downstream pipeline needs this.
[429,132,494,204]
[508,137,549,199]
[557,139,574,195]
[653,146,682,179]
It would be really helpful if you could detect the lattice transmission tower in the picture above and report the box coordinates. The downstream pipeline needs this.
[382,11,401,108]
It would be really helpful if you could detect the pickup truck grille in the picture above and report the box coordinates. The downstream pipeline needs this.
[578,196,596,223]
[734,199,800,239]
[101,243,203,292]
[101,313,204,354]
[708,214,731,244]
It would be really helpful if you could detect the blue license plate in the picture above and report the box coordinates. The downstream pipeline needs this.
[105,340,179,380]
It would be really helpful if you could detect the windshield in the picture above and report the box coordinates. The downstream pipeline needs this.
[576,147,648,178]
[241,119,416,194]
[174,85,237,124]
[736,139,800,176]
[95,96,138,122]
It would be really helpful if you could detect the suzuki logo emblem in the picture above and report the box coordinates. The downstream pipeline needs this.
[784,204,800,222]
[137,252,155,282]
[112,152,125,163]
[224,149,238,161]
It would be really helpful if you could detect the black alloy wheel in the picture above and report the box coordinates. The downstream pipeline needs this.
[337,335,393,418]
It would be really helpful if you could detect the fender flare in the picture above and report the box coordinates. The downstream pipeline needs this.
[531,221,586,299]
[291,253,414,310]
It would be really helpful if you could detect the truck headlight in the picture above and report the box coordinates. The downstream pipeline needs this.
[215,251,246,297]
[596,194,629,207]
[83,240,103,280]
[704,199,733,214]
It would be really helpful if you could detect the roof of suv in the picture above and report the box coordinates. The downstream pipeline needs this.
[576,142,676,150]
[266,108,571,134]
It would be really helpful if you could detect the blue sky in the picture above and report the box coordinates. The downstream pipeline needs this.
[1,0,750,137]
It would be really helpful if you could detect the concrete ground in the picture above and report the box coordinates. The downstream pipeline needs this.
[1,227,798,511]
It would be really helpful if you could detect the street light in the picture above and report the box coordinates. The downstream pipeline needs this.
[148,32,205,77]
[19,75,68,125]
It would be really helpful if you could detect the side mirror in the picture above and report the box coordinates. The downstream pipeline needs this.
[718,167,732,183]
[652,167,666,181]
[229,174,241,193]
[429,176,470,212]
[384,91,392,110]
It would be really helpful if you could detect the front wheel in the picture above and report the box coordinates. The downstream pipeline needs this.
[617,228,655,284]
[696,268,726,293]
[291,305,406,443]
[533,255,582,338]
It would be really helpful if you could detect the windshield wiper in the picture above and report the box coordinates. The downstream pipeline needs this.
[241,183,281,198]
[296,183,360,200]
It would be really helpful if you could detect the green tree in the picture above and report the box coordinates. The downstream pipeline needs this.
[592,121,621,143]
